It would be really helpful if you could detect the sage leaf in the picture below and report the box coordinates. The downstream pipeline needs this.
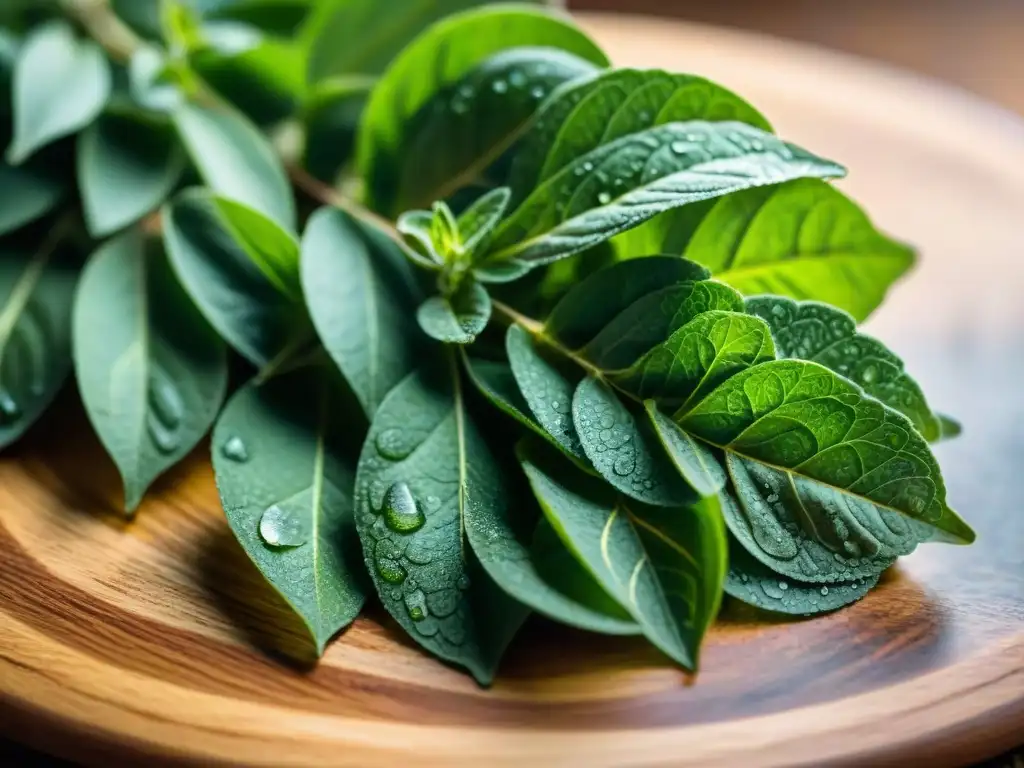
[301,206,421,416]
[459,186,511,256]
[73,230,227,512]
[357,4,607,213]
[0,238,78,450]
[212,365,367,655]
[6,21,111,164]
[77,112,185,237]
[645,402,725,498]
[573,376,696,507]
[745,295,942,441]
[163,188,312,369]
[723,525,879,616]
[354,363,528,684]
[173,101,296,229]
[303,76,373,183]
[674,179,915,321]
[679,360,976,552]
[0,161,64,237]
[417,281,491,344]
[521,450,727,668]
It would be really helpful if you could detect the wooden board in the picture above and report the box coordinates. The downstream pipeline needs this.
[2,15,1023,767]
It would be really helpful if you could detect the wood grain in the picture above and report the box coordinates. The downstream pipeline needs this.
[2,15,1024,767]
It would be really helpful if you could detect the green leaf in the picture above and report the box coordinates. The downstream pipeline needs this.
[128,45,185,113]
[77,112,185,237]
[354,362,528,685]
[746,296,942,441]
[303,76,373,183]
[679,360,976,556]
[481,122,844,271]
[163,188,311,369]
[73,230,227,513]
[459,186,511,256]
[199,0,313,36]
[0,161,64,236]
[0,238,78,450]
[722,526,879,616]
[6,21,111,164]
[212,195,301,299]
[508,68,771,205]
[935,413,961,442]
[521,450,727,668]
[645,402,725,498]
[357,4,608,213]
[417,281,491,344]
[368,46,598,215]
[301,206,421,417]
[674,179,915,321]
[172,101,295,229]
[573,376,696,507]
[305,0,559,81]
[212,365,367,655]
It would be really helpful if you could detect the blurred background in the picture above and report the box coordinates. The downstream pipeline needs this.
[571,0,1024,115]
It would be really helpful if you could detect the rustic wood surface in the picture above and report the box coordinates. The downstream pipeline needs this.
[2,14,1024,767]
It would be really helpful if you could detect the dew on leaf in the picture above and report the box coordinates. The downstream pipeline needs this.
[259,504,309,548]
[405,590,428,621]
[0,389,22,424]
[383,481,425,533]
[491,79,508,94]
[221,436,249,463]
[375,428,413,460]
[377,557,408,584]
[597,192,612,205]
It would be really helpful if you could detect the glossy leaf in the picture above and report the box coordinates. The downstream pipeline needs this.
[521,449,726,668]
[645,402,725,497]
[77,112,185,237]
[6,22,111,164]
[213,196,301,299]
[745,295,941,441]
[481,121,845,271]
[301,207,421,417]
[212,365,366,655]
[172,101,295,229]
[163,188,311,369]
[677,179,915,321]
[303,76,373,183]
[357,5,608,213]
[73,231,227,512]
[354,364,528,684]
[417,281,491,344]
[459,186,511,256]
[0,161,64,236]
[0,240,78,449]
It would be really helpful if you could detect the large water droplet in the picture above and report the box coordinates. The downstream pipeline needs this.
[221,436,249,463]
[861,364,878,384]
[259,504,309,547]
[612,455,634,476]
[670,141,688,155]
[491,79,508,94]
[383,482,425,533]
[820,586,830,596]
[375,428,412,460]
[530,85,545,100]
[0,388,22,424]
[597,191,612,205]
[405,590,428,621]
[147,366,184,454]
[377,557,407,584]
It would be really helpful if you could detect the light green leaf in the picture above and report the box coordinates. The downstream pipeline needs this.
[0,238,78,449]
[645,402,725,498]
[357,4,608,213]
[303,76,373,184]
[128,45,185,113]
[77,112,185,237]
[212,195,301,299]
[521,450,727,668]
[212,365,367,655]
[482,121,844,271]
[722,526,879,616]
[163,188,311,369]
[301,206,421,417]
[459,186,511,256]
[6,21,111,164]
[0,161,64,236]
[745,295,941,441]
[935,413,962,442]
[573,376,696,507]
[676,179,915,321]
[172,101,295,229]
[73,230,227,513]
[417,281,491,344]
[354,363,528,685]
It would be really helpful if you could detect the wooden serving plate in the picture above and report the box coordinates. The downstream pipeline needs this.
[2,15,1023,767]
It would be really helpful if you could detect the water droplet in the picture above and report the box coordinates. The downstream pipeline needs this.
[146,367,184,454]
[597,191,612,205]
[582,161,594,172]
[861,365,878,384]
[375,428,412,461]
[509,69,527,88]
[612,455,634,476]
[457,574,470,590]
[424,495,440,511]
[383,482,425,533]
[259,504,309,547]
[530,85,545,99]
[820,586,830,596]
[751,139,764,151]
[491,79,508,94]
[0,389,22,424]
[405,590,428,621]
[670,141,688,155]
[221,436,248,463]
[427,588,459,618]
[761,581,785,599]
[766,493,779,504]
[779,581,789,590]
[377,558,407,584]
[451,98,468,115]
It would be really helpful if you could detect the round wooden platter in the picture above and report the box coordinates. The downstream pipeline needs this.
[3,14,1024,768]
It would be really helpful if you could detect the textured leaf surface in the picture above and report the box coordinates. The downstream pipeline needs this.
[212,366,366,654]
[678,179,914,321]
[0,161,64,236]
[73,231,227,512]
[302,207,421,416]
[417,281,491,344]
[645,402,725,497]
[0,242,77,449]
[354,364,527,684]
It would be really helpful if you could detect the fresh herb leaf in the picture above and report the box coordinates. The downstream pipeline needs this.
[302,75,374,183]
[417,281,491,344]
[457,186,511,256]
[0,161,65,237]
[213,195,301,299]
[644,402,725,498]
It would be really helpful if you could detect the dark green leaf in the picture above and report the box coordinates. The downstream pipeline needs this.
[354,363,528,684]
[6,21,111,164]
[0,237,77,449]
[521,449,726,668]
[199,0,313,36]
[417,281,491,344]
[0,161,64,236]
[745,295,941,441]
[645,402,725,497]
[77,112,185,237]
[301,207,421,417]
[73,230,227,512]
[212,365,366,655]
[163,188,311,369]
[303,76,373,183]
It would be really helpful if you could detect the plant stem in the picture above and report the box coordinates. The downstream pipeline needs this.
[60,0,142,62]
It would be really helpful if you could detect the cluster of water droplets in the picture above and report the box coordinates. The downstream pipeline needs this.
[146,364,185,455]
